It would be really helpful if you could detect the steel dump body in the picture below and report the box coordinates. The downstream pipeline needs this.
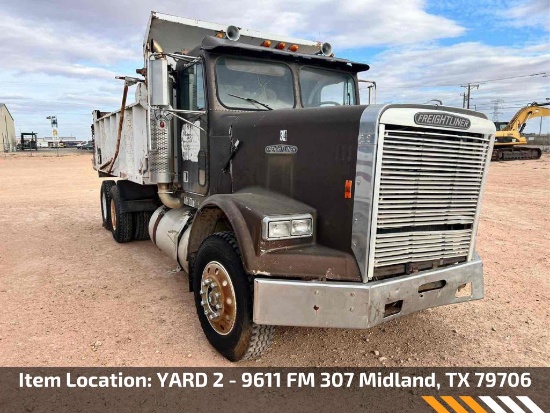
[93,12,495,337]
[93,100,148,183]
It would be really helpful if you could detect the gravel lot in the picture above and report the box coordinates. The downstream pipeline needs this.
[0,151,548,367]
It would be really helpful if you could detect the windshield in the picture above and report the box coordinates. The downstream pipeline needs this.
[216,57,295,110]
[300,67,356,107]
[494,122,508,131]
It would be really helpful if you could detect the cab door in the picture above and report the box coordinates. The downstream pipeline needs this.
[179,62,208,195]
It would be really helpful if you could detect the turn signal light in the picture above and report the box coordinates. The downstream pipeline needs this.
[261,40,272,47]
[345,180,352,199]
[275,42,286,50]
[289,44,299,52]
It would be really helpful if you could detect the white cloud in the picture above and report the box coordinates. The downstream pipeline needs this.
[1,0,468,138]
[171,0,465,47]
[503,0,550,30]
[3,0,465,50]
[0,11,140,75]
[1,0,548,138]
[360,41,550,130]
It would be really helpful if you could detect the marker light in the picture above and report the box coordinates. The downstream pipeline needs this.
[345,180,352,199]
[275,42,286,50]
[288,44,299,52]
[215,32,224,38]
[261,40,272,47]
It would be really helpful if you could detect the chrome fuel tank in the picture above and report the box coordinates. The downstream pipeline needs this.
[149,206,194,273]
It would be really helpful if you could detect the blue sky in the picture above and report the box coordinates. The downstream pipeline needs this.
[1,0,548,139]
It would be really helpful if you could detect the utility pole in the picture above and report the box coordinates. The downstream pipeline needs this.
[490,99,503,122]
[46,115,59,157]
[460,83,479,109]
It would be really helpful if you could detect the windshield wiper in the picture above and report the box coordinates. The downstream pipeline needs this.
[228,93,273,110]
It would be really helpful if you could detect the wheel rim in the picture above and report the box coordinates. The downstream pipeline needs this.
[101,190,107,220]
[110,198,117,231]
[199,261,237,335]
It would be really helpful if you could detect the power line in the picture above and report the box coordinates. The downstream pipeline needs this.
[472,72,548,84]
[358,71,549,90]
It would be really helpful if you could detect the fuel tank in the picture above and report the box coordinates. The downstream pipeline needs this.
[149,206,194,273]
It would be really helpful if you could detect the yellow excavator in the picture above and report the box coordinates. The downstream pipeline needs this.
[492,102,550,161]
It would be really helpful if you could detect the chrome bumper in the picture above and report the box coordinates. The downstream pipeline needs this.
[253,258,483,329]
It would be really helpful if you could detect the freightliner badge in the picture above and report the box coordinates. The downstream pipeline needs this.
[265,144,298,154]
[414,112,471,129]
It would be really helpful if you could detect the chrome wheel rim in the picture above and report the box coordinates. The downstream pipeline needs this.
[199,261,236,335]
[110,199,117,231]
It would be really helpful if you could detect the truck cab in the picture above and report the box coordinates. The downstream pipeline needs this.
[93,12,495,361]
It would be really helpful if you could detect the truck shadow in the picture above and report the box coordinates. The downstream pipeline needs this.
[244,307,483,367]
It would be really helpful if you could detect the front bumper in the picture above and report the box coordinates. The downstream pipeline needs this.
[253,258,483,329]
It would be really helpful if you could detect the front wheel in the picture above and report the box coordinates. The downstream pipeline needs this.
[192,232,275,361]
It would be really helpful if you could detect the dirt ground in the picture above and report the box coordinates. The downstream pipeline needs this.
[0,151,548,367]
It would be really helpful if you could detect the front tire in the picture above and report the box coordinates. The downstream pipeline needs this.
[192,232,275,361]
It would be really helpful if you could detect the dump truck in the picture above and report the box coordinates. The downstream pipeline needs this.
[92,12,496,361]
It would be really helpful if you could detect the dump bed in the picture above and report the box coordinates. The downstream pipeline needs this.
[93,88,149,184]
[144,12,321,55]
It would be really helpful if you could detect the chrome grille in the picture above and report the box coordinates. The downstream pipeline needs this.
[370,125,491,275]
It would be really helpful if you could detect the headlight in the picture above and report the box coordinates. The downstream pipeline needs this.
[262,214,313,241]
[291,219,312,236]
[268,220,292,239]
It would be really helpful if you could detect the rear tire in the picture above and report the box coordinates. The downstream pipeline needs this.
[109,186,134,243]
[100,180,116,229]
[192,232,275,361]
[134,211,152,241]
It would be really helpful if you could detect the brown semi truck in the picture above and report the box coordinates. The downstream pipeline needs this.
[93,12,496,361]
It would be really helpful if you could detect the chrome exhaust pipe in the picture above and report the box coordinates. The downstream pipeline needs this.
[157,183,183,209]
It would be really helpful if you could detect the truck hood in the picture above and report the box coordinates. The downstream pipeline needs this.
[230,105,367,254]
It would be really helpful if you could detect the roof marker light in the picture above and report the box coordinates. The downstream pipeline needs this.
[261,40,272,47]
[275,42,286,50]
[289,44,299,52]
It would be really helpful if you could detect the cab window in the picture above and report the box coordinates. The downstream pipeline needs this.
[300,67,356,107]
[180,62,205,111]
[216,57,294,110]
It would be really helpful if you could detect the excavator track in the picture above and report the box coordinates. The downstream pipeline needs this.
[491,146,542,162]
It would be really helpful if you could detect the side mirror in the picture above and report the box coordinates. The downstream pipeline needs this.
[149,58,169,107]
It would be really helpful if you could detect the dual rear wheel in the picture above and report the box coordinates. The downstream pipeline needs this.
[100,180,151,243]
